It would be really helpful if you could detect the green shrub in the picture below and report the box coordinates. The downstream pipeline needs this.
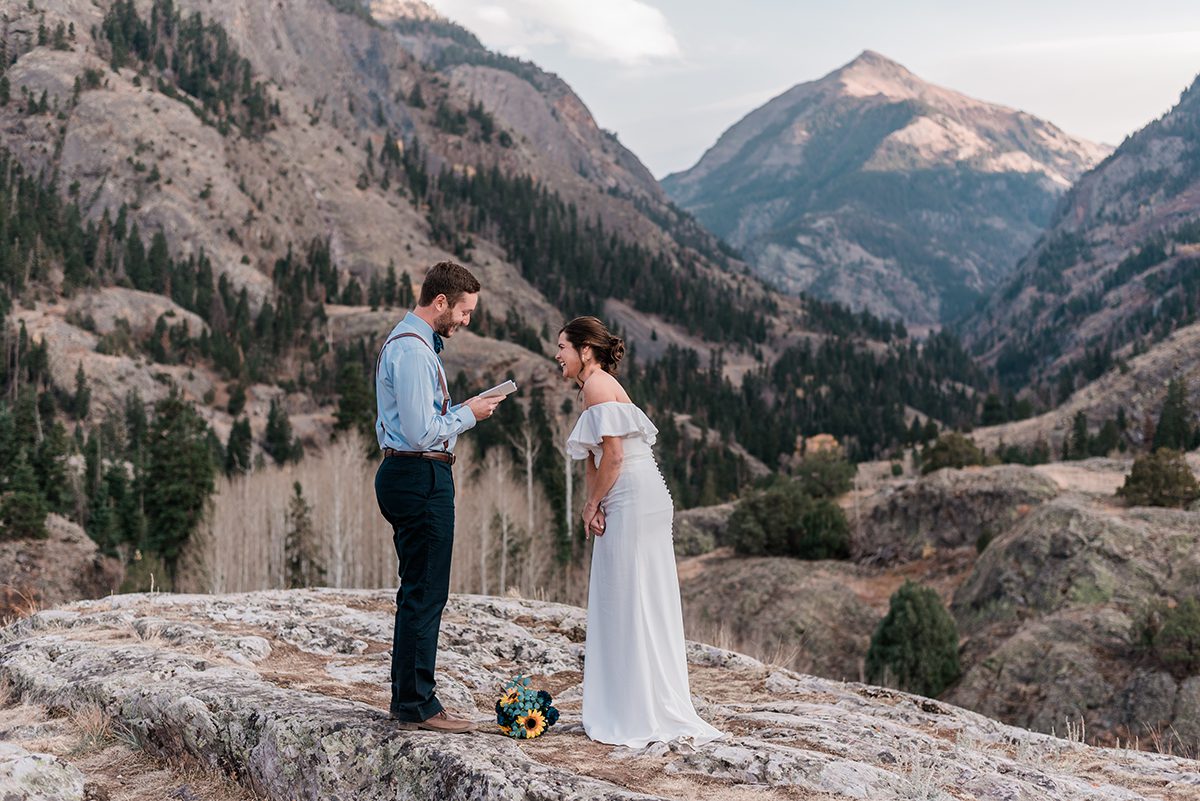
[920,432,984,475]
[792,451,855,498]
[727,479,850,559]
[1139,598,1200,677]
[1117,449,1200,508]
[866,580,961,697]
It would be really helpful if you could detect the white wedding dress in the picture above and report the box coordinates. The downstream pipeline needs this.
[567,402,724,748]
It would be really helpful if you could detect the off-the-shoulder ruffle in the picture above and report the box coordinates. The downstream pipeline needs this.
[566,402,658,460]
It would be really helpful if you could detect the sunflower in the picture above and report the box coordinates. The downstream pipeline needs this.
[519,708,547,738]
[499,725,512,736]
[500,688,520,706]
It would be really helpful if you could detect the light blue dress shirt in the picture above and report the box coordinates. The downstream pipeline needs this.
[375,312,476,453]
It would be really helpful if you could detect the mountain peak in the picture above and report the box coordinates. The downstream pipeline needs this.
[829,50,926,100]
[845,50,905,70]
[367,0,444,24]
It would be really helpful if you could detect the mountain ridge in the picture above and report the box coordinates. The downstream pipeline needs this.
[961,72,1200,399]
[663,50,1107,326]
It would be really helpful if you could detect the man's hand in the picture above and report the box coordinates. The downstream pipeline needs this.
[465,394,504,420]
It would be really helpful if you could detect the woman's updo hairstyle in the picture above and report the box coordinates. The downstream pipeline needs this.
[560,316,625,375]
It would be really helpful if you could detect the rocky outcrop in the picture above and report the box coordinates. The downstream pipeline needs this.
[0,515,123,618]
[672,502,735,556]
[0,742,86,801]
[2,590,1196,800]
[855,464,1060,563]
[949,495,1200,746]
[678,552,877,680]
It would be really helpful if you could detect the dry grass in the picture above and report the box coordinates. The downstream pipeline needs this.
[68,703,114,753]
[897,749,955,800]
[684,617,810,673]
[0,584,42,627]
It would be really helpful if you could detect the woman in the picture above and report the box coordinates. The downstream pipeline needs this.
[558,316,723,748]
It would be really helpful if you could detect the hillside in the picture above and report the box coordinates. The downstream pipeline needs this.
[2,590,1197,800]
[963,72,1200,399]
[663,50,1107,327]
[677,453,1200,753]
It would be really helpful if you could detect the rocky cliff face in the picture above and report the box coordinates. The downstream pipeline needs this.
[2,589,1197,800]
[677,455,1200,753]
[663,50,1107,326]
[950,489,1200,747]
[0,514,123,618]
[963,72,1200,393]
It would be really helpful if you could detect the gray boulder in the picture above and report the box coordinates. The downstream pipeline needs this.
[0,742,86,801]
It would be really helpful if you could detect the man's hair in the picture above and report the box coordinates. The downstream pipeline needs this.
[418,261,481,307]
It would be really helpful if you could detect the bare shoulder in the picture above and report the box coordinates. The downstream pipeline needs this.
[582,372,632,409]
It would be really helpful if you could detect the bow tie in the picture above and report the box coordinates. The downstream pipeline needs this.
[433,332,444,354]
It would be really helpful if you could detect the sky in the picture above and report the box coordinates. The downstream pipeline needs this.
[422,0,1200,178]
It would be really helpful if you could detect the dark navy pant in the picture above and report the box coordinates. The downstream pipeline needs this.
[374,456,455,722]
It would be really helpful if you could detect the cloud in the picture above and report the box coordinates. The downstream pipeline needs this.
[426,0,682,66]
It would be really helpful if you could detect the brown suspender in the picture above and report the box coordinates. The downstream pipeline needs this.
[375,331,450,451]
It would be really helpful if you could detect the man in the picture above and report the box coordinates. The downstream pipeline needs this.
[374,260,505,733]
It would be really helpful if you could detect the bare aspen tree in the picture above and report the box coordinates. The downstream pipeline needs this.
[554,416,577,543]
[184,433,586,604]
[509,421,541,543]
[484,447,518,594]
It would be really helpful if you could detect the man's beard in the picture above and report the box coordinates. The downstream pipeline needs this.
[433,308,458,337]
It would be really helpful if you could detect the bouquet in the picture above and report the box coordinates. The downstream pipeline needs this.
[495,674,559,739]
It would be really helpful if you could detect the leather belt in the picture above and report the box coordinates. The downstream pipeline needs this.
[383,448,456,465]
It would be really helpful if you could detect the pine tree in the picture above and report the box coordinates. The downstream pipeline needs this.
[72,362,90,420]
[124,389,148,456]
[398,270,413,308]
[227,382,246,416]
[980,393,1005,426]
[142,390,216,575]
[284,482,325,589]
[147,229,170,294]
[334,361,373,439]
[1070,410,1090,461]
[124,222,148,289]
[13,386,40,452]
[1153,379,1193,452]
[1092,419,1120,456]
[0,407,16,475]
[407,83,425,109]
[33,421,72,515]
[1,449,48,540]
[86,476,119,553]
[265,397,299,465]
[866,580,961,697]
[224,417,252,475]
[384,263,398,307]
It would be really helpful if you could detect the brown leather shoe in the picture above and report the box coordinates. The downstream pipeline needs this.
[394,710,475,734]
